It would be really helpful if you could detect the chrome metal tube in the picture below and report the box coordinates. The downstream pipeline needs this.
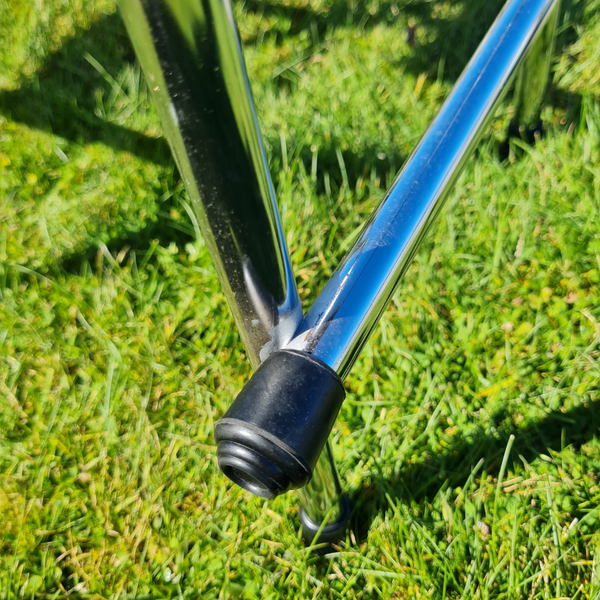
[118,0,302,369]
[297,442,344,523]
[118,0,345,539]
[298,442,350,545]
[287,0,560,380]
[512,0,559,131]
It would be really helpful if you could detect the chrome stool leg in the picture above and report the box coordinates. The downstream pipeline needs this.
[213,0,560,543]
[119,0,560,549]
[118,0,347,544]
[507,0,560,146]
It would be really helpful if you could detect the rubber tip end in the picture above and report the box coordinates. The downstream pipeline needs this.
[215,421,311,498]
[214,350,345,498]
[217,441,284,499]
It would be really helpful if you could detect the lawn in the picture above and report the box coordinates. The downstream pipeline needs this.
[1,0,600,597]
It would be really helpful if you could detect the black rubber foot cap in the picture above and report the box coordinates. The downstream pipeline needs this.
[300,494,351,548]
[215,350,345,498]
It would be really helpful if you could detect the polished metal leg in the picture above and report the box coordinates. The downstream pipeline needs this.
[297,441,350,545]
[211,0,561,532]
[285,0,561,380]
[118,0,302,367]
[118,0,345,544]
[119,0,560,550]
[511,0,560,137]
[295,2,558,546]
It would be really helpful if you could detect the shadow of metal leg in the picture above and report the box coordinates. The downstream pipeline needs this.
[118,0,345,544]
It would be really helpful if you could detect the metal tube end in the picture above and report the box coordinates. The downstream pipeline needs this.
[300,494,351,548]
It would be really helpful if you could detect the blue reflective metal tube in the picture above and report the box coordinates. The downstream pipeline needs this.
[287,0,560,380]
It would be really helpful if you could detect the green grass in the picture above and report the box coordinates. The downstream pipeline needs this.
[2,0,600,597]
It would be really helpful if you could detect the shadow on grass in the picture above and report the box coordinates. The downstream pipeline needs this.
[244,0,587,188]
[0,12,172,167]
[243,0,586,82]
[1,0,588,174]
[0,1,507,188]
[242,0,506,84]
[1,0,587,271]
[60,208,195,275]
[350,399,600,542]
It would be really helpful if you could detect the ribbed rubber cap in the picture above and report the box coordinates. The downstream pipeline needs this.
[215,350,345,498]
[216,424,310,499]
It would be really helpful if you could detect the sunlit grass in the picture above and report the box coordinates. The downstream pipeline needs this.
[1,0,600,597]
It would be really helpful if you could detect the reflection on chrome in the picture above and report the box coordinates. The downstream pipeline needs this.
[287,0,560,381]
[297,441,345,524]
[120,0,560,545]
[118,0,302,369]
[512,1,559,131]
